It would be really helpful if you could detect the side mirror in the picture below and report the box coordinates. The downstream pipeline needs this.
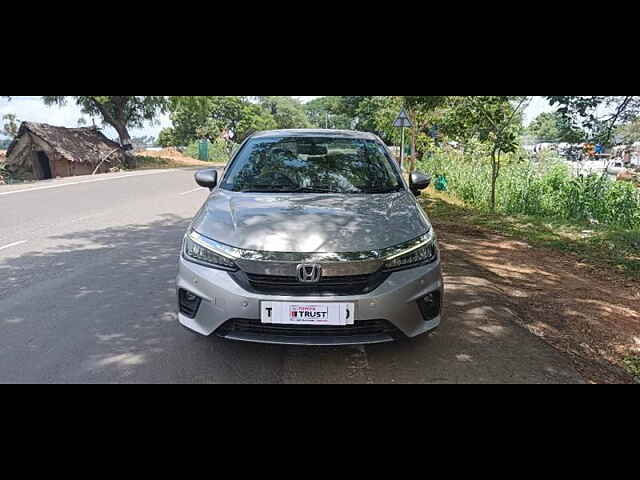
[195,169,218,190]
[410,171,432,196]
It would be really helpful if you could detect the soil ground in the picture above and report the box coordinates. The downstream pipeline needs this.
[135,148,225,168]
[424,194,640,383]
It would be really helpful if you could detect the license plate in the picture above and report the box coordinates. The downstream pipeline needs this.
[261,302,355,326]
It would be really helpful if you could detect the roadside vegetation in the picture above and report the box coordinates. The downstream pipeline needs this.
[422,187,640,279]
[422,148,639,217]
[624,356,640,379]
[421,188,640,382]
[183,138,231,163]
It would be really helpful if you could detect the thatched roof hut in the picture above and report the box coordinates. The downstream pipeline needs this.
[5,122,127,180]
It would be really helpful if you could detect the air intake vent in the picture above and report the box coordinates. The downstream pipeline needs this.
[417,291,442,322]
[178,289,202,319]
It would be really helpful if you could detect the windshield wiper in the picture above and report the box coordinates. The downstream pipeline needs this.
[294,186,336,193]
[240,186,337,194]
[238,185,299,193]
[363,186,404,194]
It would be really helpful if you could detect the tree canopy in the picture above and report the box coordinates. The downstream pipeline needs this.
[2,113,20,138]
[158,96,275,147]
[304,97,351,129]
[255,96,311,130]
[158,96,314,147]
[526,111,585,144]
[546,96,640,146]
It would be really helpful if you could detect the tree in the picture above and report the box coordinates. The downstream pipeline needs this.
[546,96,640,147]
[334,96,403,142]
[255,96,311,129]
[527,112,562,142]
[2,113,20,138]
[443,96,530,211]
[400,96,449,172]
[41,96,168,166]
[163,96,277,147]
[616,118,640,144]
[525,111,585,144]
[158,127,179,148]
[304,97,351,129]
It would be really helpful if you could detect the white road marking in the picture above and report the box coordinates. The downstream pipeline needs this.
[0,170,178,197]
[0,240,27,252]
[178,187,207,196]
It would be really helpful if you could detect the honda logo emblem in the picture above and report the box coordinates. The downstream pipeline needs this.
[296,264,322,283]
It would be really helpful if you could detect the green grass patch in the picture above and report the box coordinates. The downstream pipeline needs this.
[422,189,640,280]
[419,150,640,230]
[623,356,640,379]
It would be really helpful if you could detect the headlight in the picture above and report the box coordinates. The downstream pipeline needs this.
[183,232,238,271]
[383,230,437,272]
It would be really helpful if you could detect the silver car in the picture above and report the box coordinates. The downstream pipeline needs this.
[177,130,444,345]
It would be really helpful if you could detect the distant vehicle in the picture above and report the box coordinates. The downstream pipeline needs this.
[177,129,444,345]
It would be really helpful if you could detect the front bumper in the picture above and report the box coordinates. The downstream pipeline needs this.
[177,257,444,346]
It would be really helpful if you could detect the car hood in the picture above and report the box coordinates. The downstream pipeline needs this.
[191,190,431,253]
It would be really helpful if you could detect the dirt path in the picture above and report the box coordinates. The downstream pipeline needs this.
[136,148,223,168]
[432,218,640,383]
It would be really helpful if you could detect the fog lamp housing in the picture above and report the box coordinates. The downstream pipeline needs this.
[179,289,202,319]
[417,291,442,322]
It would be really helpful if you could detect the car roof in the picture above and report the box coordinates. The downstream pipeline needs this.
[249,129,379,140]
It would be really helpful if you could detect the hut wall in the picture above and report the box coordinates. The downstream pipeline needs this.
[70,162,96,176]
[54,157,72,177]
[7,126,125,180]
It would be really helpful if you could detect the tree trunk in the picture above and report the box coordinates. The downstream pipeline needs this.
[112,121,135,168]
[490,150,500,212]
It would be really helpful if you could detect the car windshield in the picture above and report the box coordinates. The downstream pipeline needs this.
[221,136,404,194]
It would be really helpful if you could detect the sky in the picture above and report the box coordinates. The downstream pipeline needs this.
[0,96,554,140]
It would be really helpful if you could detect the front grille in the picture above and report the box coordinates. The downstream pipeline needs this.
[231,271,390,296]
[217,319,401,339]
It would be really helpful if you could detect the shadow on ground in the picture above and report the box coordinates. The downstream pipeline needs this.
[423,196,639,383]
[0,215,283,383]
[0,213,589,384]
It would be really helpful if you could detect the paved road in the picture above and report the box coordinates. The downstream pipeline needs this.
[0,169,585,383]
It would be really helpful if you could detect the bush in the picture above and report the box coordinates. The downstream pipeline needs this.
[419,147,640,229]
[184,139,232,163]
